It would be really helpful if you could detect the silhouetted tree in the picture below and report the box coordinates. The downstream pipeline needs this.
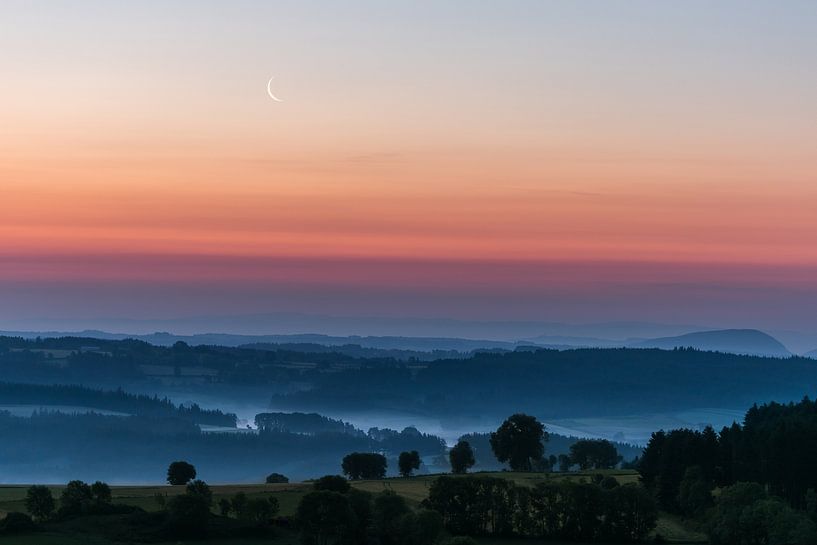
[639,427,720,511]
[449,441,476,474]
[678,466,713,517]
[569,439,621,470]
[313,475,351,493]
[398,450,421,477]
[342,452,387,480]
[398,510,445,545]
[297,490,357,545]
[24,485,55,520]
[558,454,572,472]
[373,491,410,545]
[59,480,93,515]
[347,488,374,543]
[0,512,35,533]
[231,492,248,519]
[167,460,197,485]
[266,472,289,484]
[604,484,659,542]
[167,492,211,538]
[707,483,817,545]
[218,498,232,516]
[185,480,212,506]
[490,414,547,471]
[90,481,112,506]
[246,497,279,524]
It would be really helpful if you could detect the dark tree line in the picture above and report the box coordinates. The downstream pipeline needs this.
[255,412,364,436]
[423,475,657,542]
[297,476,445,545]
[639,397,817,511]
[0,381,237,426]
[569,439,623,470]
[275,347,817,420]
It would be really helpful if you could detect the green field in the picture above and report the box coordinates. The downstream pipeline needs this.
[0,471,706,544]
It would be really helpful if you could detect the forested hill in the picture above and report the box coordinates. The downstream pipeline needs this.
[2,336,816,421]
[274,347,817,419]
[0,382,236,426]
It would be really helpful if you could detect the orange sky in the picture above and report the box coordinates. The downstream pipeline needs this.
[2,1,817,332]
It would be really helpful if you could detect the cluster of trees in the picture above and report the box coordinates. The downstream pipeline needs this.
[159,478,279,538]
[568,439,623,470]
[255,412,364,436]
[707,483,816,544]
[0,382,236,426]
[640,397,817,512]
[455,432,640,473]
[12,460,288,540]
[452,414,626,476]
[342,453,388,480]
[215,491,280,524]
[638,398,817,544]
[424,475,657,542]
[296,475,447,545]
[444,414,553,476]
[341,414,623,482]
[22,479,119,522]
[366,426,447,456]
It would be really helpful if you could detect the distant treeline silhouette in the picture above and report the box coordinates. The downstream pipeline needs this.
[273,347,817,418]
[3,336,817,420]
[0,382,236,426]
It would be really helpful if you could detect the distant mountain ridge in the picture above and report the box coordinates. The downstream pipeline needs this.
[0,327,795,359]
[631,329,791,357]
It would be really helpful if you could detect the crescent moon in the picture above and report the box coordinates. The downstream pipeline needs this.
[266,77,283,102]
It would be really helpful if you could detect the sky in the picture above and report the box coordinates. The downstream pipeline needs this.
[2,1,817,336]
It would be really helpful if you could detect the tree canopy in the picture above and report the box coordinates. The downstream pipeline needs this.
[489,414,547,471]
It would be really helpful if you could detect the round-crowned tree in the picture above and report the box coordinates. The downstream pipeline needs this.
[266,472,289,484]
[398,450,421,478]
[489,414,548,471]
[24,485,55,520]
[167,460,197,485]
[297,490,357,545]
[342,453,387,480]
[313,475,351,493]
[449,441,476,474]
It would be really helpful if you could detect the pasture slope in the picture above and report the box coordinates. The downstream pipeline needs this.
[0,471,705,545]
